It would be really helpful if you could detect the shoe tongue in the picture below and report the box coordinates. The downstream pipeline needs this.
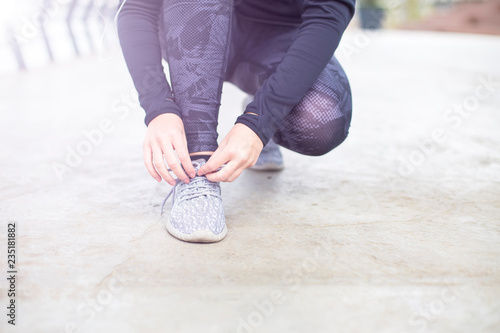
[192,158,206,164]
[191,158,207,171]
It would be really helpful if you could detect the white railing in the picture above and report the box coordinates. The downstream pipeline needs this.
[1,0,119,72]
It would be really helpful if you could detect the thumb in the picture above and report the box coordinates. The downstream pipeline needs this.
[198,149,227,176]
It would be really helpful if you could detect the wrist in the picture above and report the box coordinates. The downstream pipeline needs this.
[235,117,271,146]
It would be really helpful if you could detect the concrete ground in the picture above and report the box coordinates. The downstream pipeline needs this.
[0,30,499,333]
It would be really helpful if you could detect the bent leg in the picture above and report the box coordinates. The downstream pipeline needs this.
[161,0,233,153]
[273,57,352,156]
[226,15,352,156]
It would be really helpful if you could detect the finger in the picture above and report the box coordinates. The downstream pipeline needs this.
[226,166,246,182]
[143,144,161,182]
[152,147,175,185]
[162,145,190,184]
[172,137,196,178]
[198,147,229,176]
[205,162,236,182]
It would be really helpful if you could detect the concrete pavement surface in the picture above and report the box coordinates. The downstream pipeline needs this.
[0,30,499,332]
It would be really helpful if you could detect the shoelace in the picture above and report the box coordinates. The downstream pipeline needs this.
[160,159,223,215]
[161,176,220,215]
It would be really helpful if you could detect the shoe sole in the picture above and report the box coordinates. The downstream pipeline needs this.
[165,217,227,243]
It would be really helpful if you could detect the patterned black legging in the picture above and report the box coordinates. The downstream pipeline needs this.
[158,0,352,156]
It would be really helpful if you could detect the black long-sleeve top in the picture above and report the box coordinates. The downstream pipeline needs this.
[117,0,355,145]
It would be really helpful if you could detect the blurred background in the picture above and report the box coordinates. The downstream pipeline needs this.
[1,0,499,73]
[1,1,499,332]
[1,0,118,72]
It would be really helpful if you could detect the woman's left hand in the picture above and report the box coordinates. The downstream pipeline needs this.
[197,123,264,182]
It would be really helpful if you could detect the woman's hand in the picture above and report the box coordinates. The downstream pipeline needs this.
[198,124,264,182]
[143,113,196,185]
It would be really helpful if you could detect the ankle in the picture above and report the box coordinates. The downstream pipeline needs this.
[190,151,214,162]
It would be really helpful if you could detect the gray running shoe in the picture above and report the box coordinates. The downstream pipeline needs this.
[250,139,284,171]
[161,159,227,243]
[243,95,284,171]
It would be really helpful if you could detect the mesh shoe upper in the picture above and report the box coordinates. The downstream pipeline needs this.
[162,159,225,237]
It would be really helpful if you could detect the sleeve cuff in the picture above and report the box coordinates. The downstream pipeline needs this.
[235,114,275,146]
[144,97,182,126]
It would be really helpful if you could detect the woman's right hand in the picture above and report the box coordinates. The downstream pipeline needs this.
[143,113,196,185]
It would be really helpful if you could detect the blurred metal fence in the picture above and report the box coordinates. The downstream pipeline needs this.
[4,0,118,71]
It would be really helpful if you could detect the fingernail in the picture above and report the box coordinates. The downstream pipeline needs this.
[183,179,190,184]
[190,172,195,178]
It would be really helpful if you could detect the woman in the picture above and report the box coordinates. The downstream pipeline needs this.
[117,0,354,243]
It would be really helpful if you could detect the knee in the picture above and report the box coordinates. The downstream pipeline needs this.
[303,116,350,156]
[275,84,353,156]
[275,115,351,156]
